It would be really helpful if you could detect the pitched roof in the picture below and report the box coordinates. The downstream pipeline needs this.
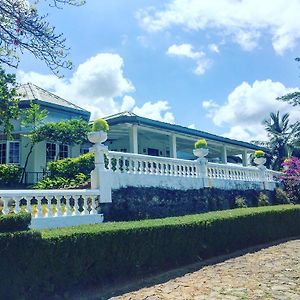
[17,83,89,113]
[104,111,267,151]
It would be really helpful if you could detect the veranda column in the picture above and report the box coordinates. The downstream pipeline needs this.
[129,125,138,154]
[169,134,177,158]
[242,150,248,166]
[221,145,227,164]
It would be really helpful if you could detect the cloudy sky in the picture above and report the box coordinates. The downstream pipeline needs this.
[14,0,300,142]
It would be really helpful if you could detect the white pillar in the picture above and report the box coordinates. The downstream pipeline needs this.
[129,125,138,154]
[169,134,177,158]
[221,145,227,164]
[242,150,248,166]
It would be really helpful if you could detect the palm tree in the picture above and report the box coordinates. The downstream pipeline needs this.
[263,111,300,170]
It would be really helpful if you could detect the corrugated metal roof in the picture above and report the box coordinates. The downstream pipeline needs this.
[17,83,88,113]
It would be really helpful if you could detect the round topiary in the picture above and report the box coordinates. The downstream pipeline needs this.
[254,150,265,158]
[194,138,208,149]
[92,118,109,133]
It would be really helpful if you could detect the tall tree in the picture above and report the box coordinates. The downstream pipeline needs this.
[0,0,84,75]
[263,111,299,170]
[0,67,20,138]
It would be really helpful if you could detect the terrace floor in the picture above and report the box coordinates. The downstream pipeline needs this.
[110,239,300,300]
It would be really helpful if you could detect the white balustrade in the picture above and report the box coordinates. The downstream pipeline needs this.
[0,190,102,226]
[105,151,280,188]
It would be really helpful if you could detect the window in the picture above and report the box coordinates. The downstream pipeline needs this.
[46,143,57,162]
[147,148,159,156]
[80,146,90,155]
[0,141,20,164]
[46,143,69,162]
[9,142,20,163]
[59,144,69,159]
[0,143,6,164]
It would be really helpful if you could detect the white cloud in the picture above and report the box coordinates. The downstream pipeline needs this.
[17,53,175,122]
[133,100,175,123]
[188,124,196,129]
[138,0,300,54]
[167,43,211,75]
[208,43,219,53]
[202,79,300,141]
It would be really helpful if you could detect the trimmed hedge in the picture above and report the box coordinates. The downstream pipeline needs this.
[1,205,300,299]
[0,213,31,233]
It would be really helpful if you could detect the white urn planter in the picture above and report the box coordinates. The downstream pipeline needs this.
[87,131,107,144]
[193,148,209,159]
[254,157,266,166]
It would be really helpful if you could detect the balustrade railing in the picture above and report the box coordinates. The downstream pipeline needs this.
[0,189,100,218]
[105,151,279,183]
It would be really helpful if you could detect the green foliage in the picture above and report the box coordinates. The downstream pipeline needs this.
[0,68,20,138]
[234,196,247,208]
[34,119,90,145]
[48,153,94,179]
[277,91,300,107]
[34,173,88,189]
[22,101,48,131]
[274,188,290,204]
[1,205,300,299]
[92,118,109,132]
[0,164,22,185]
[194,138,208,149]
[257,192,270,206]
[0,213,31,233]
[254,150,265,158]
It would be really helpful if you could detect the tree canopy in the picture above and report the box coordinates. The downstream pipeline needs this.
[0,0,84,75]
[0,67,20,138]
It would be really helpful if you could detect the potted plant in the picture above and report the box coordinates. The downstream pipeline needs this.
[193,138,209,159]
[87,118,109,144]
[254,150,266,166]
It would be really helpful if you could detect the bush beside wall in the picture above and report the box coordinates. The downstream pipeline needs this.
[104,187,276,221]
[0,164,22,186]
[0,213,31,233]
[1,205,300,299]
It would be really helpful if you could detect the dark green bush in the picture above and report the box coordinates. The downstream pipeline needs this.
[48,152,94,179]
[34,173,88,189]
[275,188,290,204]
[234,196,247,208]
[0,164,22,186]
[258,192,270,206]
[0,213,31,232]
[1,205,300,299]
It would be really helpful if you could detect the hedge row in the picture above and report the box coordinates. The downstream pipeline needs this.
[0,164,22,186]
[0,213,31,233]
[1,205,300,299]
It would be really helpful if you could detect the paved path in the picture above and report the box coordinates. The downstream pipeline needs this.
[111,239,300,300]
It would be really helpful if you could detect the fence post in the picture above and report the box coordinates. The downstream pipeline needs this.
[88,133,112,203]
[198,157,209,188]
[258,165,269,190]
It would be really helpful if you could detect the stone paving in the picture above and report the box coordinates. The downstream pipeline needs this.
[111,239,300,300]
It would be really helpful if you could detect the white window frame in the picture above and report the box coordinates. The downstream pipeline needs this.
[0,140,20,164]
[46,142,70,162]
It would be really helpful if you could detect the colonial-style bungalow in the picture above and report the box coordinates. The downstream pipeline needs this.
[1,83,265,184]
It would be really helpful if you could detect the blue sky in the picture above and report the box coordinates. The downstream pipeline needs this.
[15,0,300,142]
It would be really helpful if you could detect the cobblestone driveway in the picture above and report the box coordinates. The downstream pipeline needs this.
[111,239,300,300]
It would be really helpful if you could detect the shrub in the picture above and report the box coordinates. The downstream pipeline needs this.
[194,138,207,149]
[0,213,31,232]
[92,118,109,132]
[274,188,290,204]
[0,164,22,186]
[34,173,88,189]
[254,150,265,158]
[1,205,300,299]
[280,157,300,204]
[257,192,270,206]
[234,196,247,208]
[48,153,94,179]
